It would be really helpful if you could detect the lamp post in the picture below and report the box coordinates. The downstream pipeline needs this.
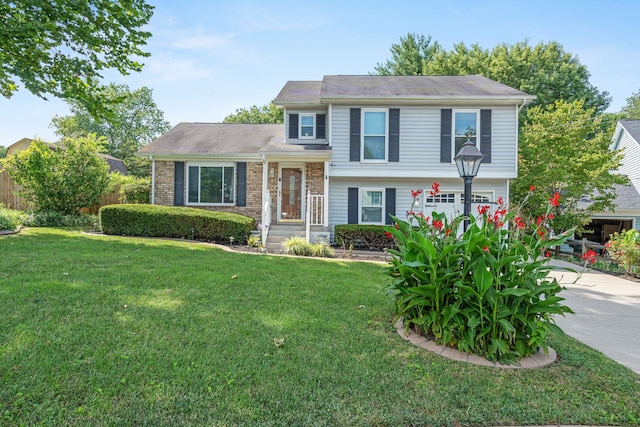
[454,139,485,231]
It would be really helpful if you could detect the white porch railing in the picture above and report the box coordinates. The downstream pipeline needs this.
[262,191,272,247]
[305,191,326,242]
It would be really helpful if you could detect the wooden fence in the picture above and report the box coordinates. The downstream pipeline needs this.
[0,168,122,213]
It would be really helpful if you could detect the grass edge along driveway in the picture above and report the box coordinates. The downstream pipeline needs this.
[1,228,639,426]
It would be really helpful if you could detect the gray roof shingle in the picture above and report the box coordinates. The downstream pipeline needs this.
[579,183,640,211]
[274,75,534,105]
[138,122,331,157]
[619,120,640,143]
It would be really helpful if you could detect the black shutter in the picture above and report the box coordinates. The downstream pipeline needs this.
[289,113,298,139]
[348,187,358,224]
[480,109,492,164]
[349,108,361,161]
[316,114,326,139]
[236,162,246,206]
[440,109,452,163]
[174,162,184,206]
[389,108,400,162]
[385,188,396,225]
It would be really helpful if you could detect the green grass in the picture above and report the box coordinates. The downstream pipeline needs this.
[1,228,639,426]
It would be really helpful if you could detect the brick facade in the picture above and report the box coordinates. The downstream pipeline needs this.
[152,160,325,226]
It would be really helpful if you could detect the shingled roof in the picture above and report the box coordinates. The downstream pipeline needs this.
[138,122,331,157]
[275,75,534,105]
[619,120,640,143]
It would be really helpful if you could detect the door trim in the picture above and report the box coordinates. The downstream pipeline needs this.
[277,163,306,222]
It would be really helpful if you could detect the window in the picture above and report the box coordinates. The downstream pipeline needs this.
[425,193,456,206]
[453,110,479,158]
[470,194,491,203]
[187,165,234,204]
[362,109,387,161]
[299,114,315,139]
[361,189,384,224]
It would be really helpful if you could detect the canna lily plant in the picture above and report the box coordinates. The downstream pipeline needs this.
[385,183,575,363]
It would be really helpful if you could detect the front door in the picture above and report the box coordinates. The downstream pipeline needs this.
[280,167,303,221]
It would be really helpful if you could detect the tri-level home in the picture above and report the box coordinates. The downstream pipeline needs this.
[138,75,534,248]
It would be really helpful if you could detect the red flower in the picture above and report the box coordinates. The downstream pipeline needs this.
[483,246,489,253]
[497,196,504,207]
[411,189,422,199]
[430,182,440,197]
[432,220,443,230]
[582,249,597,264]
[547,213,554,220]
[536,216,544,226]
[394,223,399,229]
[550,192,560,207]
[514,216,526,229]
[529,185,536,192]
[545,250,551,257]
[477,205,490,215]
[445,229,451,236]
[385,231,393,239]
[416,212,425,219]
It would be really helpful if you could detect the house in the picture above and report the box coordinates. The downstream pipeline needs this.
[0,138,127,211]
[580,120,640,242]
[138,75,534,248]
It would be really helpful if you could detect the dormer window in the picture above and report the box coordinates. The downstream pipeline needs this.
[299,114,315,139]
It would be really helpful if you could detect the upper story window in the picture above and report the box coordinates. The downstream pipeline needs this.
[362,109,388,161]
[187,164,235,205]
[453,110,479,159]
[299,114,315,139]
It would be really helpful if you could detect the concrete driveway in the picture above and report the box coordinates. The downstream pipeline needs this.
[549,259,640,374]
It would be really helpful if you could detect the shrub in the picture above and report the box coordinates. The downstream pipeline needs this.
[334,224,396,251]
[0,205,22,231]
[282,236,335,258]
[606,229,640,277]
[385,185,574,364]
[110,173,150,204]
[21,211,98,227]
[99,204,255,244]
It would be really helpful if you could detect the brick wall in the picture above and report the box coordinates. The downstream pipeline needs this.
[306,162,325,196]
[154,161,175,206]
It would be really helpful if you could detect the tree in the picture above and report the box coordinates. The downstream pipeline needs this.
[1,136,111,214]
[0,0,153,118]
[511,100,627,233]
[51,83,171,177]
[223,102,283,124]
[372,36,611,114]
[621,89,640,119]
[0,146,6,158]
[372,33,442,76]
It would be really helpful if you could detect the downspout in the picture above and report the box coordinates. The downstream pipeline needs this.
[150,156,155,205]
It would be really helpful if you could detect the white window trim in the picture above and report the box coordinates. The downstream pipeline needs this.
[359,187,385,225]
[423,189,494,212]
[299,113,315,139]
[186,162,236,206]
[451,109,481,162]
[361,108,389,163]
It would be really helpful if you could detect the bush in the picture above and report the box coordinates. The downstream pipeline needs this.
[386,185,574,364]
[0,205,22,231]
[606,229,640,277]
[21,211,99,227]
[99,204,255,244]
[282,236,335,258]
[110,173,150,204]
[334,224,395,251]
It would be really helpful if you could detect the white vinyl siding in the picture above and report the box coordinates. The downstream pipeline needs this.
[617,129,640,190]
[329,105,517,178]
[329,178,507,239]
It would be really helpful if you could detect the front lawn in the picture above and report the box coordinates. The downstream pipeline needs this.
[1,228,639,426]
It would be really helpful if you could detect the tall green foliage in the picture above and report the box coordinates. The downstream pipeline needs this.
[51,83,171,177]
[1,136,110,214]
[223,102,283,124]
[622,89,640,119]
[0,0,153,118]
[373,36,611,114]
[373,33,442,76]
[386,187,574,363]
[512,100,627,232]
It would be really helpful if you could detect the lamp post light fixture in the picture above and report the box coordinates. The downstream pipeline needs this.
[454,139,485,231]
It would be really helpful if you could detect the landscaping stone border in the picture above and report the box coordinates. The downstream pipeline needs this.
[395,320,557,369]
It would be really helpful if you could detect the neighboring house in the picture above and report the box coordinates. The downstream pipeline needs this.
[0,138,127,211]
[580,120,640,241]
[138,75,534,246]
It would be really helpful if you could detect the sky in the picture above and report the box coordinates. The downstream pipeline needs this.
[1,0,639,149]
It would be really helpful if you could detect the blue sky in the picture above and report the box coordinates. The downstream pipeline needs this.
[1,0,638,148]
